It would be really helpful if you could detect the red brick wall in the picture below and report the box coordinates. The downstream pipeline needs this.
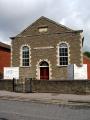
[83,56,90,80]
[0,47,11,76]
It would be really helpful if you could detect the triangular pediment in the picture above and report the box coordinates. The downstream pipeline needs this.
[11,16,82,39]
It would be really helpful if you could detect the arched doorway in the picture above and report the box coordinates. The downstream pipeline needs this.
[39,61,49,80]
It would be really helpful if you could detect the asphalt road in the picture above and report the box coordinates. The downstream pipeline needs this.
[0,100,90,120]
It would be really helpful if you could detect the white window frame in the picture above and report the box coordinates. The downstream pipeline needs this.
[20,45,31,67]
[57,42,70,66]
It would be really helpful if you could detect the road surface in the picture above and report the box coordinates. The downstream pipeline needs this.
[0,99,90,120]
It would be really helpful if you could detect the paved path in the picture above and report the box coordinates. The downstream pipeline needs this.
[0,91,90,105]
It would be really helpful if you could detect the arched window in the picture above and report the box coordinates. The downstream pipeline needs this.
[22,46,29,66]
[59,43,68,66]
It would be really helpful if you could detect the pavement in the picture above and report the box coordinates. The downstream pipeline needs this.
[0,90,90,105]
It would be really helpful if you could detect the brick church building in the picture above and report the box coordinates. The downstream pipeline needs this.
[11,16,83,80]
[0,42,11,78]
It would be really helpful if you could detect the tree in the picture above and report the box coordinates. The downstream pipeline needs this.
[84,51,90,58]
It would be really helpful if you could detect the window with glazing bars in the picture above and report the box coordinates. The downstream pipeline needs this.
[59,43,68,66]
[22,46,29,66]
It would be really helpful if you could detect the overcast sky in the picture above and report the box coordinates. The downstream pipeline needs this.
[0,0,90,51]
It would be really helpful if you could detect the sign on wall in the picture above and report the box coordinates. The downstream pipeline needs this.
[74,64,87,80]
[4,67,19,79]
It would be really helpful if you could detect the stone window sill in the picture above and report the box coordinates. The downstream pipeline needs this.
[20,66,31,68]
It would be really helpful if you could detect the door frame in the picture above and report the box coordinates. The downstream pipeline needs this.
[40,62,49,80]
[36,59,52,80]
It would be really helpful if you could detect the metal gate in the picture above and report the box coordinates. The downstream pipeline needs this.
[13,78,32,93]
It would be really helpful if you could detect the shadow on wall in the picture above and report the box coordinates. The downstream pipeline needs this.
[0,72,3,79]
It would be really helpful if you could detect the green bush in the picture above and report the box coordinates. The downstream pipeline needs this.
[84,51,90,58]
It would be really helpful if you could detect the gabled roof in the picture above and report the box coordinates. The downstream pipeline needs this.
[20,16,74,34]
[10,16,83,39]
[0,42,11,50]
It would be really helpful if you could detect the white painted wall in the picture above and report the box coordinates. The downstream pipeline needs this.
[74,64,87,80]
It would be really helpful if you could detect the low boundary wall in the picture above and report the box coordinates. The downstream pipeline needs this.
[0,79,90,94]
[25,80,90,94]
[0,79,13,91]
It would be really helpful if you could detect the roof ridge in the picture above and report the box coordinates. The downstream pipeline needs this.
[0,42,10,49]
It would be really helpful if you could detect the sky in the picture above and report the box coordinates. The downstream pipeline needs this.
[0,0,90,51]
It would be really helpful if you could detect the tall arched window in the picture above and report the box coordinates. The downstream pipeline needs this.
[22,46,29,66]
[59,43,68,66]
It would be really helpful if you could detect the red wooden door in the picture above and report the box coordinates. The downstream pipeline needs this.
[40,67,49,80]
